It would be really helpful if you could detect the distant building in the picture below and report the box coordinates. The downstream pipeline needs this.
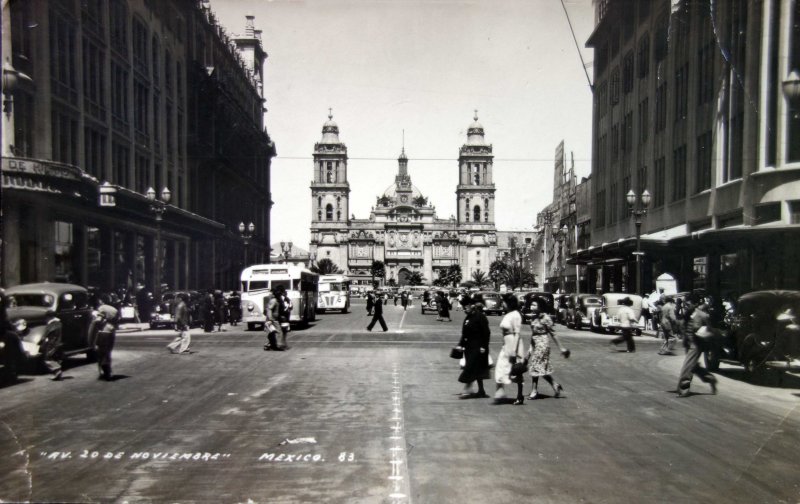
[578,0,800,296]
[1,1,275,290]
[308,112,501,287]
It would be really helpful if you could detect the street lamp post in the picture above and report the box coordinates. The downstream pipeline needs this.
[536,210,556,291]
[626,189,652,296]
[238,222,255,267]
[553,224,568,292]
[280,241,293,263]
[146,186,171,301]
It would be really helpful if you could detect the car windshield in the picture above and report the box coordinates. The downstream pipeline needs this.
[8,293,56,309]
[584,297,602,305]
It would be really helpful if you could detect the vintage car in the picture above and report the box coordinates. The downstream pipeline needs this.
[6,283,96,369]
[420,290,438,314]
[704,290,800,376]
[478,291,504,316]
[150,290,203,329]
[566,293,603,330]
[554,294,570,325]
[521,292,556,322]
[591,293,643,334]
[1,322,24,383]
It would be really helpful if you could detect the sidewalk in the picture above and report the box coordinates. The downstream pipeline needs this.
[118,322,149,333]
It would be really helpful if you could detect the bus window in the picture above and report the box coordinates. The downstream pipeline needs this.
[248,281,270,292]
[271,279,292,291]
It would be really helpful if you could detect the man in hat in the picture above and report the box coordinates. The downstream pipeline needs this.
[609,297,637,352]
[658,296,679,355]
[676,300,718,397]
[93,301,119,380]
[167,293,192,354]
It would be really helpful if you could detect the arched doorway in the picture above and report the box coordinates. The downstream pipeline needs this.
[398,268,411,286]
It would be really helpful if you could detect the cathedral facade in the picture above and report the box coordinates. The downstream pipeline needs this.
[308,113,500,287]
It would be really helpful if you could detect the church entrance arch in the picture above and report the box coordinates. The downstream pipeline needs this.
[398,268,411,286]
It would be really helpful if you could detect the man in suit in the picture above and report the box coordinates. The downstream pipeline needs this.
[367,293,388,332]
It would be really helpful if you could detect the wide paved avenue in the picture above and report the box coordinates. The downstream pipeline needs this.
[1,298,798,503]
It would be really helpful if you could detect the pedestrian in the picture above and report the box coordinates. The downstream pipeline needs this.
[400,291,409,311]
[366,291,375,316]
[228,291,241,326]
[202,289,215,333]
[92,297,119,381]
[527,301,568,400]
[609,297,638,352]
[276,285,293,350]
[167,293,192,354]
[262,291,281,351]
[214,290,227,331]
[494,293,526,405]
[658,296,679,355]
[640,296,651,330]
[367,292,388,332]
[676,300,718,397]
[437,291,452,322]
[456,301,491,398]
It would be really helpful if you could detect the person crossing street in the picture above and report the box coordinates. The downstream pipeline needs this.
[367,293,388,332]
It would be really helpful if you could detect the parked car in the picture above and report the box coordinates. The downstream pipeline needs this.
[420,290,438,314]
[521,292,555,322]
[566,293,603,330]
[704,290,800,376]
[555,294,570,324]
[591,293,643,335]
[478,291,504,316]
[5,283,96,369]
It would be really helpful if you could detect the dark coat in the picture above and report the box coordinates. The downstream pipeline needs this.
[438,294,451,318]
[373,297,384,316]
[458,311,491,383]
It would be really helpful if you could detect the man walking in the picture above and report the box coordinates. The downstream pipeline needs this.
[367,293,388,332]
[167,293,192,354]
[677,300,718,397]
[263,291,281,351]
[366,291,375,316]
[609,297,637,352]
[658,296,679,355]
[94,301,119,380]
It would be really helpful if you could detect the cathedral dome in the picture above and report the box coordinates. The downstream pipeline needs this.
[320,110,341,144]
[466,111,486,146]
[382,183,424,200]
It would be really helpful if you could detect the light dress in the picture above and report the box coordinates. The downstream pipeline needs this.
[528,314,555,377]
[495,310,524,385]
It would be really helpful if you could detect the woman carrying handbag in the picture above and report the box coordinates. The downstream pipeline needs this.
[456,301,491,398]
[494,293,526,405]
[527,301,569,400]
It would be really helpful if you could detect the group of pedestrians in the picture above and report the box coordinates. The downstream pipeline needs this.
[455,293,570,405]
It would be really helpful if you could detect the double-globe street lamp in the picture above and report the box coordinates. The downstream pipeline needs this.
[239,222,255,267]
[146,186,171,300]
[552,224,569,292]
[626,189,652,296]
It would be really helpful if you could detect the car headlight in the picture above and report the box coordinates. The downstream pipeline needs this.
[0,341,5,350]
[247,303,255,311]
[14,319,27,333]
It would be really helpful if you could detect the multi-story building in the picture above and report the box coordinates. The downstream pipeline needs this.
[576,0,800,297]
[308,113,500,287]
[1,0,275,291]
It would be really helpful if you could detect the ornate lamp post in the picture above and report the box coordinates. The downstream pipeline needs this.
[238,222,255,267]
[626,189,651,296]
[535,210,556,291]
[552,224,568,292]
[280,241,293,263]
[146,186,171,300]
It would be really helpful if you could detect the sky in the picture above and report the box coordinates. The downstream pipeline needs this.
[214,0,596,249]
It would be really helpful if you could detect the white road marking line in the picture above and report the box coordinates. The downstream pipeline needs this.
[387,363,411,504]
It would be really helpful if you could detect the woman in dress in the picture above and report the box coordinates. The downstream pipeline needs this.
[527,301,568,400]
[457,301,491,398]
[495,293,526,405]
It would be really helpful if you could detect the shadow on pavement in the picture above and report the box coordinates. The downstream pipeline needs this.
[715,367,800,389]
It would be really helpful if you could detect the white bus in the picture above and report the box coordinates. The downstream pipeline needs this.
[240,264,319,330]
[317,275,351,313]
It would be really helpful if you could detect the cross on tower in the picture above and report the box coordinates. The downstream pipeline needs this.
[328,107,333,120]
[474,109,478,121]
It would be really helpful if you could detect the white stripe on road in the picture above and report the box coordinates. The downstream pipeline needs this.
[387,363,410,504]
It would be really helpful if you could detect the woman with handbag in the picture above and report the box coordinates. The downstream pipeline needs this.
[457,301,491,398]
[527,302,568,400]
[494,293,526,405]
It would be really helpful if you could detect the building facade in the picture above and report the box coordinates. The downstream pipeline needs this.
[308,113,500,287]
[1,0,275,291]
[577,0,800,297]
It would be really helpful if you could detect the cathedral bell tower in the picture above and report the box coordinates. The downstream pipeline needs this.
[456,111,495,227]
[310,110,350,270]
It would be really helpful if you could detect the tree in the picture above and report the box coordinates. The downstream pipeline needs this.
[489,260,508,289]
[471,269,491,288]
[387,278,397,287]
[407,271,425,286]
[370,260,386,286]
[504,263,536,290]
[310,258,342,275]
[447,264,462,287]
[433,269,450,287]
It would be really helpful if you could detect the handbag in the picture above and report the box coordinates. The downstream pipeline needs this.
[450,346,464,359]
[509,336,528,379]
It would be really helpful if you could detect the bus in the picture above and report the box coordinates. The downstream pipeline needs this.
[317,275,351,313]
[240,264,319,330]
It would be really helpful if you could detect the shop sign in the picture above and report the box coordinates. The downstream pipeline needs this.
[2,173,62,194]
[2,157,82,181]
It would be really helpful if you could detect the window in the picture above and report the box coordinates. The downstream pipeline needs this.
[595,189,606,228]
[671,145,687,202]
[153,92,161,149]
[326,204,333,221]
[135,152,150,194]
[696,131,712,193]
[112,141,130,188]
[111,62,129,127]
[132,17,148,74]
[484,212,489,223]
[49,9,77,100]
[12,92,34,157]
[766,0,781,166]
[609,182,618,223]
[622,51,634,94]
[151,36,161,84]
[789,201,800,224]
[596,82,608,119]
[637,165,648,195]
[609,66,620,106]
[674,63,688,123]
[134,79,149,136]
[109,0,128,55]
[54,221,75,284]
[84,127,106,180]
[51,109,78,166]
[164,51,173,93]
[82,39,105,118]
[473,205,481,223]
[754,203,781,225]
[610,124,619,162]
[654,157,665,207]
[697,16,715,107]
[637,33,650,79]
[654,13,668,63]
[654,83,667,133]
[638,98,649,144]
[621,112,632,154]
[317,196,322,208]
